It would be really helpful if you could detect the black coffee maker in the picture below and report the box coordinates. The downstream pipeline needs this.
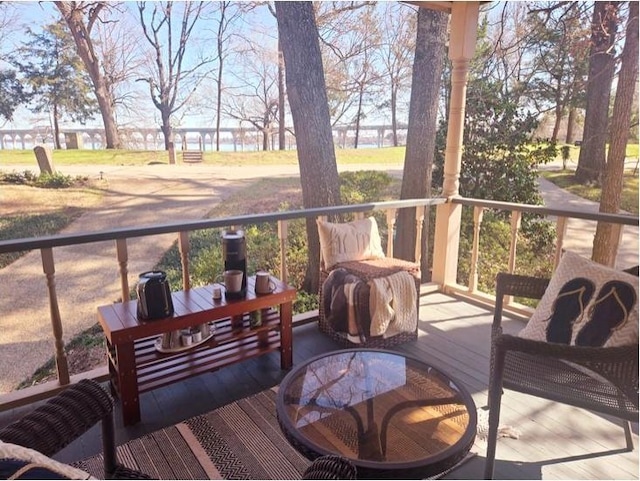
[222,229,247,299]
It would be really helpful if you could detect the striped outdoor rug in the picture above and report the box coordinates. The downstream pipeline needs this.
[74,387,483,480]
[74,388,311,480]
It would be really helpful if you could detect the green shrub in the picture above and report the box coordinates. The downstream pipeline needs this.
[456,210,555,294]
[153,173,397,314]
[340,170,393,204]
[0,170,38,184]
[34,172,75,188]
[0,169,85,189]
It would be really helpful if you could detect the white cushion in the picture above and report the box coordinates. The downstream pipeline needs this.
[518,251,638,347]
[317,217,385,270]
[0,441,94,479]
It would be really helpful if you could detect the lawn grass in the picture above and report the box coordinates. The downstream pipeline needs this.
[0,146,406,166]
[553,143,639,163]
[541,170,639,215]
[0,210,84,268]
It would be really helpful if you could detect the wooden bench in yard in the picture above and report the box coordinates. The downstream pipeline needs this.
[182,150,203,163]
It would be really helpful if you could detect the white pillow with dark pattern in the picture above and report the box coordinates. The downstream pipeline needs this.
[317,217,385,270]
[518,251,638,347]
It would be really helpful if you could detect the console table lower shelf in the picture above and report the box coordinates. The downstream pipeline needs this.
[97,278,295,426]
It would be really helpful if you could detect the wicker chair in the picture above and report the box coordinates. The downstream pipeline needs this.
[0,379,151,479]
[303,454,357,479]
[484,269,639,479]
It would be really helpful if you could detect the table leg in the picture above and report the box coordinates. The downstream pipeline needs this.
[280,301,293,369]
[231,314,244,330]
[114,341,141,426]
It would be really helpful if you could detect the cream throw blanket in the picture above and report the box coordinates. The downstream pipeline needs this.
[368,271,417,337]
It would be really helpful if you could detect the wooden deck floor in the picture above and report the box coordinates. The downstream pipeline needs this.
[2,291,638,479]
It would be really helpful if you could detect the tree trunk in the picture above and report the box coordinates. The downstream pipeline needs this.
[566,107,576,144]
[215,5,225,152]
[551,103,562,143]
[55,2,121,149]
[53,104,61,150]
[391,86,398,147]
[575,2,619,183]
[278,40,286,151]
[394,8,448,271]
[161,110,173,151]
[354,86,364,149]
[592,1,638,267]
[276,2,341,294]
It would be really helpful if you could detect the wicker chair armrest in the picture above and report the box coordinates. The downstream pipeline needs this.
[492,273,549,336]
[0,379,113,458]
[496,334,639,406]
[496,334,636,362]
[302,455,357,480]
[495,273,550,300]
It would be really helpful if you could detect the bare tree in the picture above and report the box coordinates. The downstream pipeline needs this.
[208,1,243,151]
[575,2,620,183]
[527,2,591,142]
[315,2,377,129]
[55,1,122,148]
[394,7,448,267]
[136,1,213,151]
[376,3,415,147]
[266,3,287,150]
[222,46,279,151]
[94,11,147,130]
[276,1,341,293]
[592,1,638,266]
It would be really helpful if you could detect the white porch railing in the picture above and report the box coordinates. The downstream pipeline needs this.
[0,196,637,411]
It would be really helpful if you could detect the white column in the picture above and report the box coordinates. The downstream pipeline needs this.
[432,2,479,288]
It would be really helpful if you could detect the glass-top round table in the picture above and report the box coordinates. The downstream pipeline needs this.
[277,349,477,479]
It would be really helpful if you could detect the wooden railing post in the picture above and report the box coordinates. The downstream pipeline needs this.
[469,206,484,293]
[278,220,289,284]
[116,239,129,302]
[508,211,522,275]
[386,209,396,257]
[178,231,190,290]
[555,217,568,269]
[610,223,623,268]
[414,206,425,264]
[317,215,327,268]
[40,248,70,386]
[505,211,522,305]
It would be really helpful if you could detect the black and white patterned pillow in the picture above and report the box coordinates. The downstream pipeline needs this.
[519,251,638,347]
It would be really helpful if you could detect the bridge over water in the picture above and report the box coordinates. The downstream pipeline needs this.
[0,124,408,151]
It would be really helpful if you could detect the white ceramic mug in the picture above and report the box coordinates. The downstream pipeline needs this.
[223,269,244,293]
[255,271,276,294]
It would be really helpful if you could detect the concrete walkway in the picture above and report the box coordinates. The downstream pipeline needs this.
[537,177,638,269]
[0,161,637,393]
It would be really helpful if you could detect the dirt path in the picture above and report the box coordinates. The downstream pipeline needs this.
[0,164,259,393]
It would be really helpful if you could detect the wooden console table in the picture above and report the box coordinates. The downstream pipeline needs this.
[97,275,296,425]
